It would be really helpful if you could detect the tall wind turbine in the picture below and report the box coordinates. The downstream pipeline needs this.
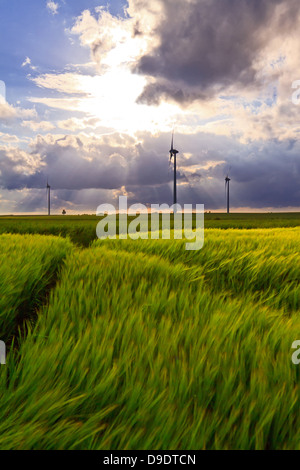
[46,179,51,216]
[225,175,230,214]
[169,131,179,210]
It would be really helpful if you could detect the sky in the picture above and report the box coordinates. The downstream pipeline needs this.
[0,0,300,214]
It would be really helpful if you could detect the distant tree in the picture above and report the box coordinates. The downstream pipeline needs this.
[62,209,66,215]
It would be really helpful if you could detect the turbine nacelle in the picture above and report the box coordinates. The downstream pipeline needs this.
[225,175,230,214]
[46,179,51,216]
[170,130,179,159]
[169,131,179,209]
[169,148,179,158]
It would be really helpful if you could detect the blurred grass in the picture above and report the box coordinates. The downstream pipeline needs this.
[0,234,72,343]
[0,213,300,246]
[96,228,300,312]
[0,229,299,449]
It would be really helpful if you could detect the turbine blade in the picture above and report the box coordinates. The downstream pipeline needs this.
[171,131,174,152]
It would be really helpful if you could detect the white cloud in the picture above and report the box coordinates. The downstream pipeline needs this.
[0,133,21,144]
[0,102,37,121]
[21,57,37,71]
[31,73,87,94]
[28,96,83,112]
[57,117,100,131]
[46,1,59,15]
[29,70,181,134]
[70,5,158,69]
[21,120,56,132]
[22,57,31,67]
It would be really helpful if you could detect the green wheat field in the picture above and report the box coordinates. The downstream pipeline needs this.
[0,213,300,450]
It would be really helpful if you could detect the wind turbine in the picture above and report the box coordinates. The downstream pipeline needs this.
[225,175,230,214]
[169,131,179,211]
[46,179,51,216]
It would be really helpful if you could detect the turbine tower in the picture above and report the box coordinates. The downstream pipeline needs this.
[169,131,179,210]
[225,175,230,214]
[46,179,51,216]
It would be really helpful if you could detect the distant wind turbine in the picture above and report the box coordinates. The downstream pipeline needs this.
[46,179,51,216]
[169,131,179,211]
[225,174,230,214]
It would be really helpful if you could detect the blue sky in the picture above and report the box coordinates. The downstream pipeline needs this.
[0,0,126,104]
[0,0,300,214]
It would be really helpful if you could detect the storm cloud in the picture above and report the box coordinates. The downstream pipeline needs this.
[135,0,299,104]
[1,130,300,213]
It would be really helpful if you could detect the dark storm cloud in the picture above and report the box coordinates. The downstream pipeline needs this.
[0,133,173,196]
[221,141,300,208]
[1,131,300,211]
[130,132,300,210]
[135,0,299,105]
[0,147,42,190]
